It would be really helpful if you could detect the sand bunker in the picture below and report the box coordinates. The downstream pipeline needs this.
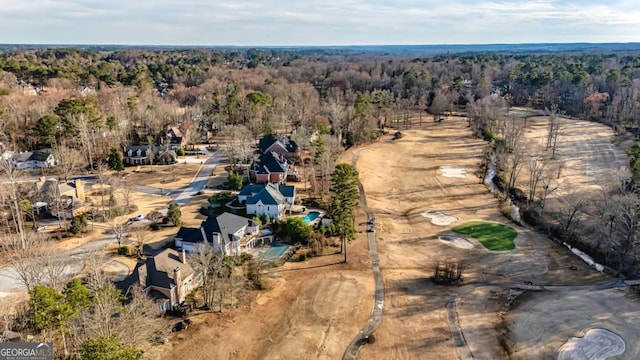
[438,235,474,249]
[557,328,625,360]
[439,166,467,178]
[422,210,459,226]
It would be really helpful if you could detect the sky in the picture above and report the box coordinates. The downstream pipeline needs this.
[1,0,640,46]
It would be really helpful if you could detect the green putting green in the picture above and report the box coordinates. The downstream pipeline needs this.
[451,221,517,251]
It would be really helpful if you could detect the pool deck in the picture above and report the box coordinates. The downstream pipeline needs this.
[294,208,326,226]
[248,243,295,266]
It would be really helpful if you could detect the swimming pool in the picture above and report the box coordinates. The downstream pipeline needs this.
[302,211,321,223]
[259,243,291,260]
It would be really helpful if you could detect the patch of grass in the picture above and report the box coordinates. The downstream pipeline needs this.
[452,221,517,251]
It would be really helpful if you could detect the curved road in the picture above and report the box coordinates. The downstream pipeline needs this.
[343,149,385,360]
[0,148,223,297]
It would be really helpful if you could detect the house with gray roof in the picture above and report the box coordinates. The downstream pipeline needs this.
[137,248,202,310]
[174,212,272,255]
[249,151,290,183]
[258,136,299,156]
[239,183,296,220]
[123,145,151,165]
[10,149,56,169]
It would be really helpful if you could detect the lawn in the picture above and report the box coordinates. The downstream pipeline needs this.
[451,221,517,251]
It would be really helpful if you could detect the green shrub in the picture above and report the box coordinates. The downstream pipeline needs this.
[176,148,186,156]
[118,246,132,256]
[299,253,307,261]
[227,171,243,191]
[260,213,270,225]
[482,128,497,142]
[70,215,88,235]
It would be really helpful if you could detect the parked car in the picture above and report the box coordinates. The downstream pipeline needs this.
[34,225,48,232]
[134,214,146,221]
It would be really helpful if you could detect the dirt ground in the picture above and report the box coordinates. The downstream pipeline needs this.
[145,114,640,359]
[514,112,631,203]
[350,116,639,359]
[125,163,203,190]
[148,235,375,360]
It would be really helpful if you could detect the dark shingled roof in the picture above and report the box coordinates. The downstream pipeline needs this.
[250,151,288,174]
[279,184,296,198]
[175,227,204,244]
[200,212,257,246]
[124,145,149,157]
[142,248,194,290]
[258,136,278,154]
[31,149,53,162]
[238,184,265,196]
[258,136,298,154]
[245,183,285,206]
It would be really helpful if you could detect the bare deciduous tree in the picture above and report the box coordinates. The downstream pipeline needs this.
[545,104,566,159]
[54,143,83,181]
[221,125,253,168]
[554,190,589,242]
[0,159,27,248]
[188,243,225,309]
[526,145,546,205]
[2,235,44,292]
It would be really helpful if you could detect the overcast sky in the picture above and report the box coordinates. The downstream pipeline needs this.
[1,0,639,45]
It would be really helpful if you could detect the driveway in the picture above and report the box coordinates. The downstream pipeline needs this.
[134,148,225,206]
[0,149,224,298]
[0,233,118,296]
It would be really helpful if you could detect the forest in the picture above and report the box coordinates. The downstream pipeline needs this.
[1,46,640,254]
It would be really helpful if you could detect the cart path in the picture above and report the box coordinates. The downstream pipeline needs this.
[343,148,385,360]
[445,279,639,360]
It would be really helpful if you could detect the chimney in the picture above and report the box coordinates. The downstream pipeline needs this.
[173,267,182,304]
[180,248,187,264]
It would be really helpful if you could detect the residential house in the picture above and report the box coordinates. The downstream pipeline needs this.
[33,177,89,219]
[239,183,296,220]
[164,127,186,150]
[249,151,301,183]
[258,136,299,157]
[156,148,177,165]
[123,145,151,166]
[10,149,56,169]
[174,212,273,255]
[137,248,202,311]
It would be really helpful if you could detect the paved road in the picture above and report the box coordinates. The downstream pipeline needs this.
[0,148,223,297]
[134,148,224,206]
[343,149,385,360]
[0,234,117,294]
[171,149,224,206]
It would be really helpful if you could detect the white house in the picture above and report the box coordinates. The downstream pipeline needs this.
[10,149,56,169]
[239,183,296,220]
[175,212,272,255]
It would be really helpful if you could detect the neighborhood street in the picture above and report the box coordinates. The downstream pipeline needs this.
[0,148,223,298]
